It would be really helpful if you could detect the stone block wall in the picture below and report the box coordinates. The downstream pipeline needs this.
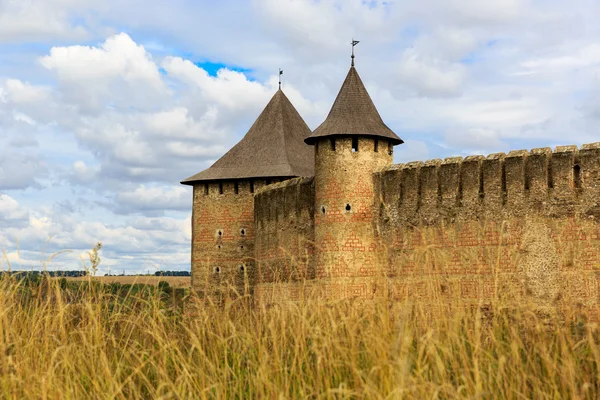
[251,143,600,318]
[253,177,315,303]
[375,143,600,317]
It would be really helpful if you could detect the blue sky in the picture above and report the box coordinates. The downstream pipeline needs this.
[1,0,600,274]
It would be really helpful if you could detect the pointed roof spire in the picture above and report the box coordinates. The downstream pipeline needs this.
[181,89,314,184]
[305,65,403,145]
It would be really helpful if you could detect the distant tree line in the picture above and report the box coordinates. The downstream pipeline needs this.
[154,271,190,277]
[0,270,88,278]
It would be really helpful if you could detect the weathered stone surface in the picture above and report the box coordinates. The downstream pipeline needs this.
[186,119,600,317]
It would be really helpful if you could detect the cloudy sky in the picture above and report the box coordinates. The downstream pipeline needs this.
[1,0,599,274]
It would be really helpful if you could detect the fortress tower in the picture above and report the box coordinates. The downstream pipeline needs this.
[181,88,313,303]
[304,60,403,298]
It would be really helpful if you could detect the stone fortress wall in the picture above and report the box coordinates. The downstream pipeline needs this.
[253,143,600,318]
[253,177,315,302]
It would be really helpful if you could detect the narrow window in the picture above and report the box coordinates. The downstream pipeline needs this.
[387,141,393,155]
[240,228,246,236]
[238,264,245,273]
[321,205,326,214]
[374,139,379,153]
[352,137,358,152]
[574,164,582,189]
[219,182,223,195]
[213,266,221,274]
[250,181,254,193]
[330,137,336,151]
[345,203,352,212]
[234,181,239,194]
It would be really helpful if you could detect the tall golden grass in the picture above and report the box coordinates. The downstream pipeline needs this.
[0,273,597,399]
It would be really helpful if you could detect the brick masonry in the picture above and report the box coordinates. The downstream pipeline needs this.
[193,142,600,318]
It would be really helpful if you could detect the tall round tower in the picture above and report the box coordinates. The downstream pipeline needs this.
[304,57,403,300]
[181,89,314,304]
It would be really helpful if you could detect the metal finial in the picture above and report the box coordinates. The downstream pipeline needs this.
[279,68,283,89]
[351,39,359,66]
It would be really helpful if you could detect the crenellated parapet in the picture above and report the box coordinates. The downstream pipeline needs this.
[376,143,600,227]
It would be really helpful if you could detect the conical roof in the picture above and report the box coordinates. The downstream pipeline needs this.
[305,66,403,145]
[181,89,314,184]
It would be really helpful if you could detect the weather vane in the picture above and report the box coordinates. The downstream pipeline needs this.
[279,68,283,89]
[351,39,360,66]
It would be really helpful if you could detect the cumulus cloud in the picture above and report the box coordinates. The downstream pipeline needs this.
[0,194,29,226]
[1,0,600,273]
[113,185,190,216]
[40,33,168,113]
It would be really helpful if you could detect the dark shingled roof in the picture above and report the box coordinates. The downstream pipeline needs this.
[181,89,314,184]
[305,66,403,145]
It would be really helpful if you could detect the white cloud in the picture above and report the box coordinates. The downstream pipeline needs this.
[40,33,168,113]
[1,0,600,273]
[397,48,467,97]
[0,194,29,223]
[0,152,46,190]
[518,43,600,74]
[162,57,274,111]
[0,0,91,43]
[4,79,51,104]
[114,185,190,215]
[71,160,98,184]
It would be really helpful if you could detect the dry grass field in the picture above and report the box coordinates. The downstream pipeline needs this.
[63,275,190,288]
[0,271,598,399]
[1,228,600,399]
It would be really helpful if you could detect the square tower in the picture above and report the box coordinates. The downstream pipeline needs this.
[181,89,314,304]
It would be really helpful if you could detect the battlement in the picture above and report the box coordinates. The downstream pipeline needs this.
[376,143,600,225]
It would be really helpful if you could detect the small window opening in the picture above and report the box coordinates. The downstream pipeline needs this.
[374,139,379,153]
[217,244,221,249]
[204,183,209,195]
[240,245,245,250]
[352,137,358,152]
[238,264,245,273]
[330,138,336,151]
[250,181,254,193]
[387,141,393,156]
[345,203,352,212]
[217,229,223,237]
[321,205,326,214]
[219,182,223,195]
[240,228,246,236]
[213,266,221,274]
[234,181,239,194]
[574,164,582,189]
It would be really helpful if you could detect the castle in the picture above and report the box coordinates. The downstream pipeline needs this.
[182,54,600,317]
